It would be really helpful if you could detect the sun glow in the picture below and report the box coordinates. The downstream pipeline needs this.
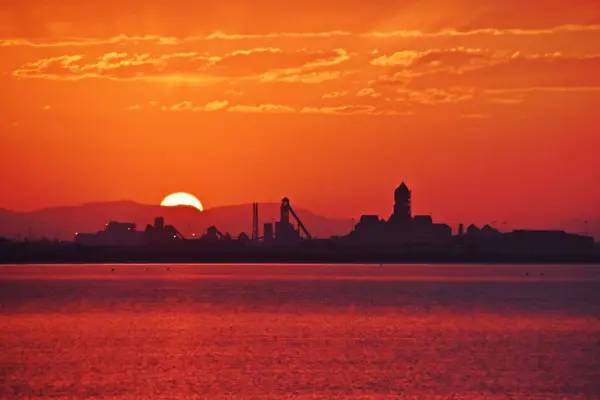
[160,192,204,211]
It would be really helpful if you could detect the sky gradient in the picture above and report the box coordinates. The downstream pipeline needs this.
[1,1,599,226]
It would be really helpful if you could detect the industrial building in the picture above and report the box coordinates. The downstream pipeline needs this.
[72,182,596,257]
[75,217,184,247]
[346,182,452,244]
[74,197,312,248]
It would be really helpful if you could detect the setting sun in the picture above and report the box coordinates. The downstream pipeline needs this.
[160,192,204,211]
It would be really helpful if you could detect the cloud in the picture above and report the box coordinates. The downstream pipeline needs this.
[2,24,600,48]
[257,49,350,83]
[395,88,474,105]
[360,24,600,39]
[12,48,350,83]
[202,31,351,41]
[228,104,294,113]
[371,48,495,78]
[371,50,429,67]
[411,48,491,71]
[482,86,600,105]
[204,100,229,111]
[127,104,141,110]
[356,88,381,97]
[159,102,398,116]
[170,101,195,111]
[322,91,349,98]
[368,48,499,91]
[263,71,345,84]
[12,52,216,81]
[373,51,600,92]
[462,113,490,119]
[300,105,410,116]
[411,54,600,90]
[168,100,229,112]
[486,87,600,94]
[204,47,295,77]
[301,105,377,115]
[0,35,182,48]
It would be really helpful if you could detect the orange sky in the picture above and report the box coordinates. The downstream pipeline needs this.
[1,0,599,225]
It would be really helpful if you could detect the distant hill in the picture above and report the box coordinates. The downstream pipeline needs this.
[0,201,597,242]
[0,201,354,241]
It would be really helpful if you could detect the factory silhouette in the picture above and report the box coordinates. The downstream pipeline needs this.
[65,182,597,262]
[74,183,456,247]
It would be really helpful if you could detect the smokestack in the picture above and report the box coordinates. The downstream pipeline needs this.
[252,203,259,241]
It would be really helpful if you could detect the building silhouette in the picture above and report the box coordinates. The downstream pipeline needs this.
[390,182,412,224]
[66,181,596,260]
[75,217,184,247]
[269,197,311,244]
[347,182,452,244]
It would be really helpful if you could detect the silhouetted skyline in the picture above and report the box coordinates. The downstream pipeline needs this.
[1,183,596,264]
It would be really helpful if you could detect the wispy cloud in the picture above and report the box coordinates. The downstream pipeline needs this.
[373,52,600,92]
[258,49,350,83]
[485,87,600,94]
[394,88,474,105]
[462,113,490,119]
[3,24,599,47]
[204,100,230,111]
[228,104,294,113]
[322,91,349,98]
[361,24,600,39]
[356,88,381,97]
[12,52,216,81]
[134,101,412,116]
[0,35,181,48]
[301,105,377,115]
[167,100,229,112]
[12,48,350,83]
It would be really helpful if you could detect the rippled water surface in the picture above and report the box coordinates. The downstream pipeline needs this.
[1,264,599,399]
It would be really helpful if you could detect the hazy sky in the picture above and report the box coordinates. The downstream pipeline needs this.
[1,0,599,224]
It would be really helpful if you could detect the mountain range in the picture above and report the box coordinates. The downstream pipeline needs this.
[0,201,354,241]
[0,201,597,241]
